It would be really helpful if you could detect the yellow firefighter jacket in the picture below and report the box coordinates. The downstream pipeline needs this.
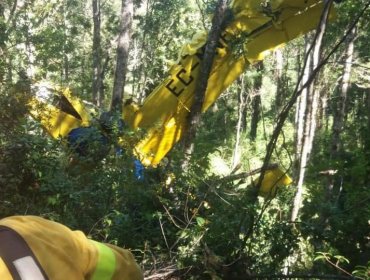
[0,216,143,280]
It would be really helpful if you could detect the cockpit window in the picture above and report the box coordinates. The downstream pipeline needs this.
[32,83,82,121]
[53,94,82,121]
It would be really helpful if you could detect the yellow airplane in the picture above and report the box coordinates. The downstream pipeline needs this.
[125,0,335,167]
[28,82,93,139]
[27,0,336,192]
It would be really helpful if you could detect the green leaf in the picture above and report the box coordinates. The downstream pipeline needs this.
[179,230,189,239]
[196,216,206,227]
[314,255,327,262]
[47,196,58,205]
[314,252,329,262]
[334,255,350,264]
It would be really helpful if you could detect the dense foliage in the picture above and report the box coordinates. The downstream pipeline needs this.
[0,0,369,279]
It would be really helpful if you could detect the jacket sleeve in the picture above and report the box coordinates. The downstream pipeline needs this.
[0,216,143,280]
[0,215,97,280]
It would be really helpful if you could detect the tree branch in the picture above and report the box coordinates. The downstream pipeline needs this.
[6,0,18,27]
[215,163,278,183]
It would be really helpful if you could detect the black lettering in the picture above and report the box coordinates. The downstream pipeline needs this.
[176,69,193,86]
[178,54,189,65]
[216,39,224,49]
[191,62,200,71]
[220,32,229,45]
[166,54,203,97]
[166,79,184,97]
[195,47,205,60]
[216,33,229,50]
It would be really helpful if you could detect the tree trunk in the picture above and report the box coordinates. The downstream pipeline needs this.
[367,88,370,150]
[92,0,103,107]
[294,36,311,176]
[274,48,284,112]
[1,0,18,84]
[365,88,370,180]
[317,82,329,132]
[21,1,34,80]
[291,3,329,222]
[327,25,357,198]
[63,52,69,82]
[134,0,151,104]
[0,3,5,84]
[231,76,248,171]
[111,0,133,112]
[100,53,110,96]
[291,44,312,222]
[330,26,356,157]
[307,11,327,154]
[250,62,263,141]
[181,0,229,169]
[61,1,69,83]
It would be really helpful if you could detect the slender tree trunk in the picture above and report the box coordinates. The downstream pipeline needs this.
[291,2,329,222]
[4,1,24,83]
[367,88,370,148]
[250,62,263,141]
[0,1,12,84]
[92,0,103,106]
[330,26,356,157]
[25,7,35,79]
[61,1,69,83]
[274,49,284,112]
[291,47,312,222]
[294,92,307,173]
[135,0,151,104]
[0,3,5,84]
[327,26,357,198]
[294,37,311,176]
[307,21,325,155]
[6,56,13,84]
[111,0,133,112]
[232,76,248,171]
[63,52,69,82]
[100,53,110,96]
[131,39,139,98]
[317,82,328,131]
[365,88,370,179]
[181,0,229,169]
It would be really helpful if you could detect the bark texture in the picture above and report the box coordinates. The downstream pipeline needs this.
[0,3,5,84]
[250,62,263,141]
[291,1,331,222]
[231,76,248,171]
[327,26,357,198]
[181,0,229,168]
[111,0,133,112]
[274,49,284,112]
[92,0,103,106]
